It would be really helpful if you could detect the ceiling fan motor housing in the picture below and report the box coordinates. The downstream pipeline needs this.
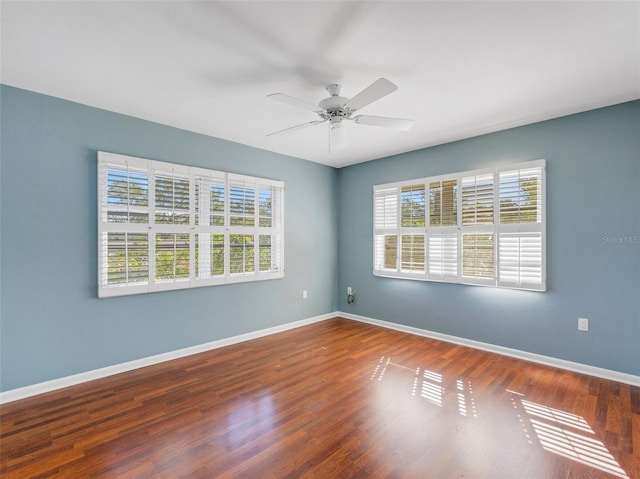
[319,84,350,122]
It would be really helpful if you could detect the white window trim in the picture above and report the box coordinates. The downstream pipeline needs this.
[373,159,546,292]
[98,152,284,298]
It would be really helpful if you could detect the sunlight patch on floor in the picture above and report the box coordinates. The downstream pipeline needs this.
[371,357,477,415]
[456,379,477,418]
[369,358,628,478]
[508,392,629,479]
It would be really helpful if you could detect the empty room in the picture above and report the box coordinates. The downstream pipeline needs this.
[1,1,639,478]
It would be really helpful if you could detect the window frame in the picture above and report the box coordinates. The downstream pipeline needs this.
[98,152,284,298]
[373,159,546,292]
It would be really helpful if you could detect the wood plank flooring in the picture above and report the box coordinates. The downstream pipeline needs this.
[1,317,639,478]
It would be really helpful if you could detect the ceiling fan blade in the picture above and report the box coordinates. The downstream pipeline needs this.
[267,93,324,113]
[345,78,398,112]
[353,115,414,131]
[329,122,347,155]
[267,120,325,136]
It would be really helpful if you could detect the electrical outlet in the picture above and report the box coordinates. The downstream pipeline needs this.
[303,290,308,299]
[578,317,589,332]
[347,287,352,295]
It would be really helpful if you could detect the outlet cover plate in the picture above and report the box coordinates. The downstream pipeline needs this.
[578,317,589,331]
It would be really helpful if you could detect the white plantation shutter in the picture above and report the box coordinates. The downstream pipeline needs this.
[150,163,192,288]
[397,184,426,277]
[193,170,226,227]
[497,161,545,290]
[226,174,285,281]
[428,234,458,280]
[460,174,496,285]
[400,184,426,227]
[104,232,149,286]
[98,152,284,297]
[373,186,400,273]
[401,234,425,273]
[153,166,190,225]
[462,233,495,284]
[427,177,458,281]
[373,159,545,291]
[429,179,457,227]
[374,186,398,229]
[102,167,149,224]
[195,233,225,281]
[498,233,543,288]
[229,233,255,275]
[98,154,151,296]
[499,167,542,224]
[193,169,226,284]
[229,175,257,228]
[227,174,256,276]
[155,233,190,283]
[257,182,284,275]
[462,174,494,225]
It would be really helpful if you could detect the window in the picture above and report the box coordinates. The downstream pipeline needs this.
[373,159,546,291]
[98,152,284,297]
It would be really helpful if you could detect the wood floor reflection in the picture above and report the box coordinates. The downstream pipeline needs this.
[2,317,639,478]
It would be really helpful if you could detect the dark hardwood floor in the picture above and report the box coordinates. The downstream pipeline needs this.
[1,317,639,478]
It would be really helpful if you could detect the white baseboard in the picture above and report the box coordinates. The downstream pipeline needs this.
[0,312,335,404]
[338,311,640,387]
[3,310,638,404]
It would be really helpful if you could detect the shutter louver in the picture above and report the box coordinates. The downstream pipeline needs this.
[259,185,274,227]
[428,234,458,279]
[374,235,398,271]
[383,235,398,270]
[374,187,398,230]
[270,233,283,273]
[211,234,225,276]
[194,171,225,228]
[401,234,425,273]
[210,182,226,227]
[230,234,255,274]
[259,234,272,272]
[105,232,149,285]
[401,184,425,227]
[462,174,494,225]
[155,233,190,281]
[462,233,495,281]
[429,180,457,227]
[500,167,542,224]
[105,168,149,223]
[195,233,225,280]
[154,168,190,225]
[229,177,256,227]
[499,233,543,287]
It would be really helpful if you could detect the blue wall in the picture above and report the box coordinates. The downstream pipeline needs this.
[2,86,638,393]
[338,100,640,376]
[0,86,338,391]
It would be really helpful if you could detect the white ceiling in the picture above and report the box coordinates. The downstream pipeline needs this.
[2,1,639,168]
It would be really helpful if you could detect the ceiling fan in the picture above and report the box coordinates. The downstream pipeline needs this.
[266,78,414,154]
